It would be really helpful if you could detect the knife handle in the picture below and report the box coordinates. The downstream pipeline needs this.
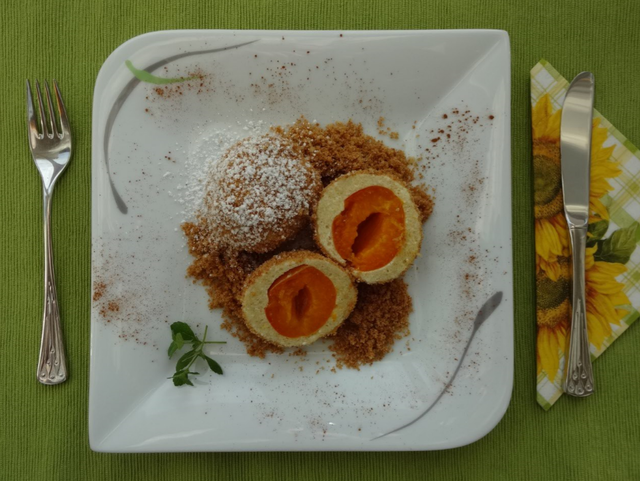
[564,225,594,397]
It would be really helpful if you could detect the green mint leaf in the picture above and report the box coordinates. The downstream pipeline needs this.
[170,322,196,342]
[167,322,225,388]
[594,223,639,264]
[587,219,609,244]
[203,354,223,375]
[174,333,185,350]
[176,349,198,372]
[168,341,179,359]
[172,370,191,387]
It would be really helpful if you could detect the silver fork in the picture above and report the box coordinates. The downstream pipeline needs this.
[26,80,72,385]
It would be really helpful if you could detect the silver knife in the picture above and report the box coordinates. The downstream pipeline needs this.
[561,71,595,397]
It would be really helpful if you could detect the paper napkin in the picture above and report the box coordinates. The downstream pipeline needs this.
[532,59,640,409]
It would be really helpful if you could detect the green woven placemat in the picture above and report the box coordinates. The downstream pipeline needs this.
[1,1,639,480]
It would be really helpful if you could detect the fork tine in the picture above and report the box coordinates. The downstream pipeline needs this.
[52,80,70,137]
[35,81,47,137]
[43,81,58,137]
[26,80,38,136]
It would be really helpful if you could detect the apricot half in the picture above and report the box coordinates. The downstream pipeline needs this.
[314,171,423,284]
[265,265,337,338]
[241,251,357,347]
[332,186,405,272]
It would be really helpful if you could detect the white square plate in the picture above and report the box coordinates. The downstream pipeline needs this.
[90,29,512,452]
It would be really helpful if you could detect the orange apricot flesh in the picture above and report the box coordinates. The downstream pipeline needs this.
[332,186,405,272]
[265,265,337,338]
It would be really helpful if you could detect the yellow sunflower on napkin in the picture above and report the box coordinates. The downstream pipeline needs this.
[533,95,619,277]
[532,94,632,382]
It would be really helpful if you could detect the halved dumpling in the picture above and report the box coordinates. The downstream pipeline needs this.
[314,171,422,284]
[241,251,357,347]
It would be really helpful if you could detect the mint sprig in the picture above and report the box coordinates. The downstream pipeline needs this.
[168,322,225,387]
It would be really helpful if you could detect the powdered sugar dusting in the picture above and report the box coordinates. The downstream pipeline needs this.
[201,132,320,252]
[174,121,268,220]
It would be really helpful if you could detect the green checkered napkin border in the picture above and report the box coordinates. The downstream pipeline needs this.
[531,59,640,409]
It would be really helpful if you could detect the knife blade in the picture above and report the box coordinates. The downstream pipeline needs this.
[560,71,595,397]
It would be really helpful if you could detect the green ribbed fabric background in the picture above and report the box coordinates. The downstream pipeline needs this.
[2,1,639,479]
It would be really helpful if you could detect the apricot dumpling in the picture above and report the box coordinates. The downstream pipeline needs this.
[314,171,422,284]
[241,251,357,347]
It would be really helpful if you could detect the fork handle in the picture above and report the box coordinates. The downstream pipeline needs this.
[37,190,67,385]
[564,225,594,397]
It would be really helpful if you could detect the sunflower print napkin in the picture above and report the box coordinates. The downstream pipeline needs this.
[532,60,640,409]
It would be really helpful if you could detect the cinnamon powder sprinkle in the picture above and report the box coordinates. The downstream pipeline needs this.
[93,282,106,302]
[182,118,434,365]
